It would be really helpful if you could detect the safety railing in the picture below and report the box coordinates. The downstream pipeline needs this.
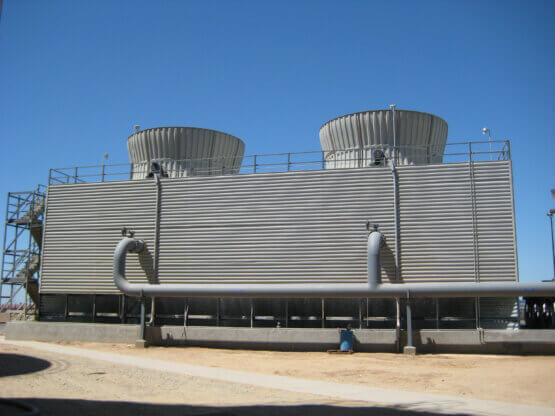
[48,140,510,185]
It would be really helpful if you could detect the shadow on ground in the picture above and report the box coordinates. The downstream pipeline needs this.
[0,353,51,377]
[0,399,471,416]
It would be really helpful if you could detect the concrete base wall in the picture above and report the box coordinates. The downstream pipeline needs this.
[6,322,555,354]
[146,326,398,352]
[6,321,139,344]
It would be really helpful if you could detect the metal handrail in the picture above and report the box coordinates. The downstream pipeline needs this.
[48,140,511,185]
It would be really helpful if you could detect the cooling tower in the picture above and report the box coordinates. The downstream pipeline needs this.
[127,127,245,179]
[319,109,448,168]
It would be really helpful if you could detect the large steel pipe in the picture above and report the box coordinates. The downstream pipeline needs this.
[113,235,555,298]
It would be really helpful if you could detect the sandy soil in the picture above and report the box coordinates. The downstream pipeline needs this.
[70,342,555,407]
[0,341,387,416]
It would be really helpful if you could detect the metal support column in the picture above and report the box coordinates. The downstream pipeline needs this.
[136,295,147,348]
[92,294,96,322]
[395,297,401,352]
[406,299,413,346]
[139,297,146,339]
[404,294,416,354]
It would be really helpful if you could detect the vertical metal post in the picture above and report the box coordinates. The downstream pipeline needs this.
[287,153,291,172]
[366,297,370,328]
[250,300,254,328]
[321,298,325,328]
[285,299,288,328]
[435,298,440,330]
[118,295,122,322]
[469,141,481,329]
[64,294,69,320]
[469,141,479,283]
[216,298,220,326]
[395,297,401,352]
[548,210,555,280]
[0,193,11,309]
[253,155,257,174]
[74,167,78,184]
[92,294,96,322]
[390,104,397,166]
[11,218,18,303]
[391,164,401,283]
[121,295,126,323]
[321,151,325,169]
[475,297,481,329]
[488,129,492,160]
[149,296,155,325]
[139,296,146,341]
[406,295,413,348]
[359,298,363,329]
[101,164,105,183]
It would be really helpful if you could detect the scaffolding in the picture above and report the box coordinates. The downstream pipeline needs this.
[0,185,46,318]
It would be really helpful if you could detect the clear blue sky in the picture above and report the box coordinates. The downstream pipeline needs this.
[0,0,553,282]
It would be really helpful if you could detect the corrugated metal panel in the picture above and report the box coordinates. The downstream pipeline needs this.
[320,110,448,167]
[396,161,517,284]
[40,168,395,293]
[157,169,395,284]
[473,161,517,282]
[397,163,476,282]
[127,127,245,179]
[40,161,517,294]
[40,181,157,293]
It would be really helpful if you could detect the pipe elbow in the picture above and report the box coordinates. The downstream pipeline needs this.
[113,237,144,295]
[367,231,383,289]
[368,231,383,252]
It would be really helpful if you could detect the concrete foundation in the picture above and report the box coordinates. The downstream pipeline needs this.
[6,321,139,344]
[5,322,555,354]
[403,346,417,355]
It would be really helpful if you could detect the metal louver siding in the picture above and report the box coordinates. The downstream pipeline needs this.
[397,163,476,282]
[320,110,448,168]
[39,181,157,293]
[396,161,517,283]
[473,161,518,282]
[157,169,396,283]
[127,127,245,179]
[40,169,396,293]
[39,161,517,294]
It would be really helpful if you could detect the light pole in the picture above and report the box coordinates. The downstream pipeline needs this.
[482,127,492,160]
[548,208,555,281]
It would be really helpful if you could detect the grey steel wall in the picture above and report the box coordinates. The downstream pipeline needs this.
[40,181,157,293]
[320,110,448,168]
[397,161,517,283]
[39,161,517,294]
[127,127,245,179]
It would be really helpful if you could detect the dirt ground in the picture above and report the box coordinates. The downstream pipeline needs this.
[67,342,555,407]
[0,341,398,416]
